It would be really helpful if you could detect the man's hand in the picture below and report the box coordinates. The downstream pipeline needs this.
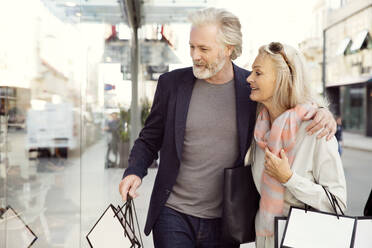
[119,175,142,202]
[304,108,336,141]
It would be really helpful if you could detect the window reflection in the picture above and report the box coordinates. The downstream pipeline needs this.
[1,0,185,246]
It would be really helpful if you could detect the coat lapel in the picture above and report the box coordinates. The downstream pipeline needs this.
[174,69,196,161]
[233,64,254,160]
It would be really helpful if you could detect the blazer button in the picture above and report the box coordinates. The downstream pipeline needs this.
[165,189,171,195]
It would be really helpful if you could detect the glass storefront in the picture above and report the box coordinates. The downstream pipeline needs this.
[341,84,366,133]
[0,0,197,245]
[0,1,141,247]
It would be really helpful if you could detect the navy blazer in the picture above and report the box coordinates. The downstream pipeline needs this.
[123,63,257,235]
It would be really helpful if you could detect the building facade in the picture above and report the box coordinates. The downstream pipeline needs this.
[324,0,372,136]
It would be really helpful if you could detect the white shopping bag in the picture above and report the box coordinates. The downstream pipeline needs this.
[353,217,372,248]
[274,217,287,248]
[281,206,356,248]
[86,197,143,248]
[0,206,38,247]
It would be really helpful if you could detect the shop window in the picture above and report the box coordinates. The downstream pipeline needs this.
[342,85,365,133]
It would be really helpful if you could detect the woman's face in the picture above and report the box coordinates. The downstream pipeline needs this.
[246,54,277,105]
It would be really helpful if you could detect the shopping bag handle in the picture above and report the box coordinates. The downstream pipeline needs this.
[113,193,133,219]
[322,185,345,218]
[113,194,144,247]
[303,185,344,219]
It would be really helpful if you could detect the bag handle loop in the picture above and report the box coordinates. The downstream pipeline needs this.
[114,194,144,247]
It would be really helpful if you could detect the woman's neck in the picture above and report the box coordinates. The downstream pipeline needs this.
[263,102,286,125]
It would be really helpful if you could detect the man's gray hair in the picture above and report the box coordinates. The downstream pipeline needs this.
[188,8,242,60]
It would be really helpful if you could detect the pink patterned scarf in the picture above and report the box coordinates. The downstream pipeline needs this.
[254,103,315,236]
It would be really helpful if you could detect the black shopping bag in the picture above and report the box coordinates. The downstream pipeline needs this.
[0,205,38,247]
[222,165,260,244]
[86,196,143,248]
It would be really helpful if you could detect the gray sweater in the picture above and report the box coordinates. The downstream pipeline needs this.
[166,78,239,218]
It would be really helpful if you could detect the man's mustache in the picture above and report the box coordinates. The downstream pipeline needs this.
[193,61,207,66]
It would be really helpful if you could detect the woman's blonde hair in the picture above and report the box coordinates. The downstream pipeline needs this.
[258,42,327,110]
[188,8,242,60]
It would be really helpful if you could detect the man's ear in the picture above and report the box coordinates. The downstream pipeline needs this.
[225,45,234,57]
[224,45,234,57]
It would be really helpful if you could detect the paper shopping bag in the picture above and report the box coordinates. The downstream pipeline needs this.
[274,217,287,248]
[86,197,143,248]
[281,206,356,248]
[0,206,38,247]
[353,217,372,248]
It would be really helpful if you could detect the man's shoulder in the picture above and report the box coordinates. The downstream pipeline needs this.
[233,63,251,77]
[156,67,194,92]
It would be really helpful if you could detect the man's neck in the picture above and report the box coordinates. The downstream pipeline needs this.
[205,60,234,85]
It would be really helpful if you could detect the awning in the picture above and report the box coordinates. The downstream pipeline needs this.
[103,39,180,65]
[102,40,130,64]
[326,73,372,87]
[40,0,127,24]
[0,81,30,89]
[350,30,369,52]
[336,38,351,55]
[141,40,181,65]
[41,0,210,25]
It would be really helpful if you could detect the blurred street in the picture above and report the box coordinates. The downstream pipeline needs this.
[343,147,372,216]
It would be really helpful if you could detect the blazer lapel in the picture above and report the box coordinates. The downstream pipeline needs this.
[233,64,254,160]
[174,69,196,161]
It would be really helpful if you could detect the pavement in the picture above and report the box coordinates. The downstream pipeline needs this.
[343,132,372,152]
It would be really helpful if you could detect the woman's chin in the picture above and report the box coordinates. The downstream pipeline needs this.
[249,94,260,102]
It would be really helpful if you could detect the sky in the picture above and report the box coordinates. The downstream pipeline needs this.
[172,0,318,69]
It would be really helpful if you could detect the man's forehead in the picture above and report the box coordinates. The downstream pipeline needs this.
[189,24,221,45]
[190,24,219,36]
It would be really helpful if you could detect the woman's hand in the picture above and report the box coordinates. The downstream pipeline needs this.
[264,148,293,184]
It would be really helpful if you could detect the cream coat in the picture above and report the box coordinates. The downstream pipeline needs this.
[252,120,347,248]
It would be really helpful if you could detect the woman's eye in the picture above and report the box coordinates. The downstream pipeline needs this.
[255,71,261,76]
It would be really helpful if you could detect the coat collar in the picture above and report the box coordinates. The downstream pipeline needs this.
[174,68,196,160]
[233,63,253,160]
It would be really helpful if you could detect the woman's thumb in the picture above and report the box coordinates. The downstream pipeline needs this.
[280,149,287,159]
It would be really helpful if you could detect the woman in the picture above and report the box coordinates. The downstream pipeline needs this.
[246,42,347,248]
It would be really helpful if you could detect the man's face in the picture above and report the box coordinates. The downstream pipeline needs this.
[189,24,229,79]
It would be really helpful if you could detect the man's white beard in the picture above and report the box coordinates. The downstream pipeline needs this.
[192,53,226,80]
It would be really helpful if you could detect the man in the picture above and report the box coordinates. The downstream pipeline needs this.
[104,112,120,168]
[119,8,336,247]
